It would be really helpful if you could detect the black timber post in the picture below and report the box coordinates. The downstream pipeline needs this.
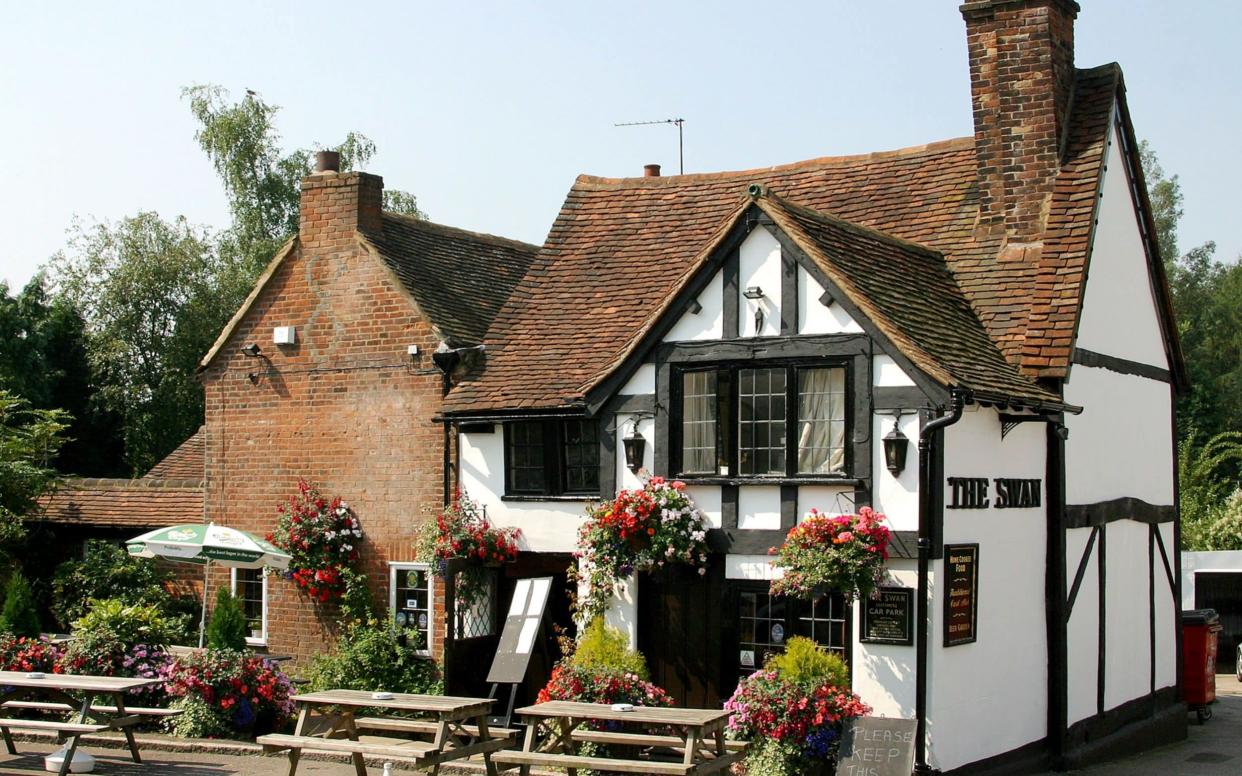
[1046,420,1068,768]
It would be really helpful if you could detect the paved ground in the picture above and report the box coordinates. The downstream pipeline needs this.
[4,680,1242,775]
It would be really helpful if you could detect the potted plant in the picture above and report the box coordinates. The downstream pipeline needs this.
[417,492,520,616]
[269,479,363,604]
[769,507,891,601]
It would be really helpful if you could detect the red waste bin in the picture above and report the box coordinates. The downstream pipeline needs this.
[1183,608,1222,723]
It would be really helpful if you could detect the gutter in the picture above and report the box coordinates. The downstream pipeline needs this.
[914,389,966,775]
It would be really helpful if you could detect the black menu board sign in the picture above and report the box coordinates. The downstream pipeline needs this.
[861,587,914,646]
[944,543,979,647]
[834,716,917,776]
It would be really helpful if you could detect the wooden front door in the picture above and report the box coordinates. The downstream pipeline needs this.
[638,558,728,708]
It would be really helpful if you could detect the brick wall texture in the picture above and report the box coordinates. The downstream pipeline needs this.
[201,171,448,665]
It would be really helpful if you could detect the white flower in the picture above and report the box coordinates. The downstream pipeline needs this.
[343,544,352,551]
[698,567,707,576]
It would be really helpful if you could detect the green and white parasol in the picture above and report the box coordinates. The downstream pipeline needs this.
[127,523,291,646]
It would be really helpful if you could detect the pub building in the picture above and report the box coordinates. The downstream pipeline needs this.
[439,1,1186,772]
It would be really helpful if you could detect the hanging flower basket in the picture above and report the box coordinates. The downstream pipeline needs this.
[570,477,711,622]
[419,493,520,613]
[268,479,363,604]
[769,507,891,601]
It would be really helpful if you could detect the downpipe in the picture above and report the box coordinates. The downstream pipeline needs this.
[914,390,966,775]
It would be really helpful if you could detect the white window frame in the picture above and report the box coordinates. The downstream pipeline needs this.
[389,562,435,657]
[230,567,268,647]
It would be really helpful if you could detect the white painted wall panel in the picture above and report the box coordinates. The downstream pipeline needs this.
[797,265,862,334]
[664,269,724,342]
[1154,523,1177,689]
[853,563,918,718]
[737,486,781,530]
[618,363,655,395]
[796,484,858,522]
[726,554,782,580]
[929,408,1047,771]
[874,413,919,532]
[873,354,916,387]
[1105,520,1153,709]
[1066,526,1100,725]
[615,413,655,492]
[685,485,722,530]
[738,227,782,338]
[1076,121,1169,368]
[459,431,588,553]
[1064,366,1174,506]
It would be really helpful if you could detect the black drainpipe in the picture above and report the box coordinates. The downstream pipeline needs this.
[914,389,966,775]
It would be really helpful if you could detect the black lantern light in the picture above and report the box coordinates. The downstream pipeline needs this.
[622,420,647,472]
[883,414,909,476]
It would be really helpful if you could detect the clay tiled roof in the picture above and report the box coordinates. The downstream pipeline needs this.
[1023,65,1120,376]
[36,479,203,527]
[362,214,540,346]
[142,426,205,481]
[761,196,1062,406]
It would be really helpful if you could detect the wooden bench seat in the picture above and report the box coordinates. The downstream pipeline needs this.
[353,716,518,739]
[492,750,697,775]
[257,733,437,760]
[0,718,110,735]
[568,729,747,753]
[2,700,183,717]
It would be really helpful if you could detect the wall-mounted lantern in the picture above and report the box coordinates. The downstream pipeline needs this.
[883,414,909,476]
[623,420,647,472]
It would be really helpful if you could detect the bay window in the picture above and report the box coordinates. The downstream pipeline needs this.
[675,363,848,478]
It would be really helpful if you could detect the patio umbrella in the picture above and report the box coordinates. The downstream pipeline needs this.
[127,523,292,647]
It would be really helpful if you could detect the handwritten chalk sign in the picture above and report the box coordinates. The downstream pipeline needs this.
[943,543,979,647]
[834,716,917,776]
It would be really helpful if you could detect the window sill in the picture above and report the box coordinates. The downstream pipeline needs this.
[673,476,862,487]
[501,494,597,502]
[245,637,267,647]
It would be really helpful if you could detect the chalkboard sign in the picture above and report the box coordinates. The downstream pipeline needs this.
[944,543,978,647]
[834,716,917,776]
[861,587,913,645]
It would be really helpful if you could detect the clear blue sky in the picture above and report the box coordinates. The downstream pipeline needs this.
[2,1,1238,291]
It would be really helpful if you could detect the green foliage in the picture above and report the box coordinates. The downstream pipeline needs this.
[1192,490,1242,552]
[570,618,649,680]
[306,621,442,695]
[0,570,41,638]
[65,599,179,672]
[1179,431,1242,550]
[0,390,68,561]
[207,587,248,651]
[338,567,378,626]
[765,636,850,689]
[51,539,195,633]
[167,695,234,739]
[746,739,808,776]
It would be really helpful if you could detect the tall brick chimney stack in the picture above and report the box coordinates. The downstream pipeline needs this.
[962,0,1079,252]
[299,150,384,244]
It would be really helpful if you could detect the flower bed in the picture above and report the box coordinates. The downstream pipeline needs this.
[571,477,711,621]
[0,635,64,673]
[269,479,363,604]
[537,663,673,709]
[164,648,295,738]
[769,507,891,601]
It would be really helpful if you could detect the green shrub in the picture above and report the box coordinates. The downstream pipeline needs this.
[570,618,649,680]
[306,621,442,695]
[167,695,234,739]
[206,587,248,651]
[64,599,180,673]
[52,540,196,639]
[765,636,849,689]
[0,570,41,638]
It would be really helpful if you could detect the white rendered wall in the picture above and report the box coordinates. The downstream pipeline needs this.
[797,265,862,334]
[1064,366,1174,506]
[1155,522,1176,689]
[615,412,655,492]
[874,413,920,532]
[1075,120,1169,369]
[726,554,784,580]
[1104,520,1153,709]
[1065,526,1100,725]
[685,485,722,529]
[664,269,725,342]
[797,484,859,521]
[929,408,1048,771]
[618,363,656,395]
[874,354,917,387]
[853,562,918,718]
[458,430,588,553]
[738,227,782,338]
[737,486,781,530]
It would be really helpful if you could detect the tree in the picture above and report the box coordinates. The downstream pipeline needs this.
[0,390,68,561]
[0,570,41,638]
[206,587,248,651]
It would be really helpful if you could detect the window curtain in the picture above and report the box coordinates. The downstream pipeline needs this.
[797,368,845,474]
[682,371,717,473]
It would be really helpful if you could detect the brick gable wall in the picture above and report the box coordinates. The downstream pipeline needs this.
[201,174,449,665]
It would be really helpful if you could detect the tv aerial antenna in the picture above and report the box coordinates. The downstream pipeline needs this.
[614,117,685,174]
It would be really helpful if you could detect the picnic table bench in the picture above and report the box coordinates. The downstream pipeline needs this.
[257,689,514,775]
[0,670,165,776]
[493,700,747,776]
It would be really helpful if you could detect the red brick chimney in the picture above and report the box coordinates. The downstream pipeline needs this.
[962,0,1079,252]
[299,151,384,243]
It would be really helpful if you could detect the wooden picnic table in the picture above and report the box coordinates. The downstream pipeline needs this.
[256,689,514,775]
[0,670,163,776]
[494,700,746,776]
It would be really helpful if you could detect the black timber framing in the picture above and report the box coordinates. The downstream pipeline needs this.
[723,244,740,339]
[875,386,934,410]
[779,243,797,335]
[708,526,921,559]
[1065,497,1176,528]
[1170,382,1185,699]
[1066,526,1099,617]
[1046,420,1068,767]
[1153,526,1176,599]
[1097,524,1107,715]
[1072,347,1171,384]
[1149,524,1156,695]
[1062,685,1184,769]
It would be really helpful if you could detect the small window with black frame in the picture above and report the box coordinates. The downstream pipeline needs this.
[505,418,600,497]
[231,568,266,645]
[735,587,849,682]
[676,364,848,479]
[390,563,435,656]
